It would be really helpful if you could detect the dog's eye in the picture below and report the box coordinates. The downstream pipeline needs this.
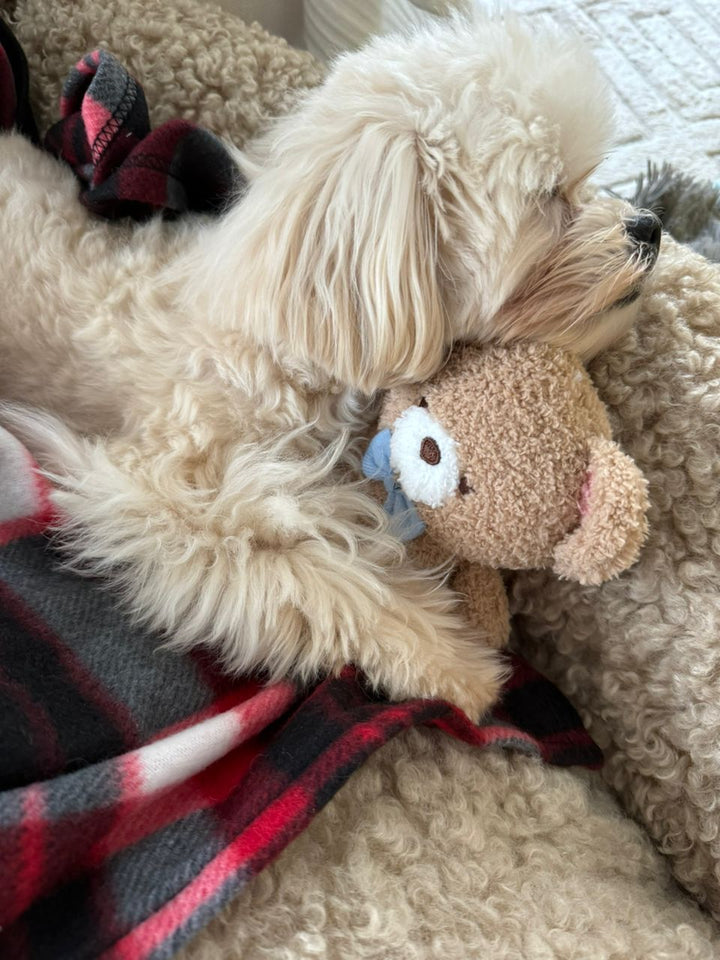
[390,406,459,508]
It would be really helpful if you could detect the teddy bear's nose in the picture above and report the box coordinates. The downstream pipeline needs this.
[420,437,441,465]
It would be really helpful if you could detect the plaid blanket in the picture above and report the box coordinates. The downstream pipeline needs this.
[0,22,602,960]
[0,427,601,960]
[0,18,37,144]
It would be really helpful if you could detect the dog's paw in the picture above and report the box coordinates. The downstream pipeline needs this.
[372,645,506,724]
[427,662,505,723]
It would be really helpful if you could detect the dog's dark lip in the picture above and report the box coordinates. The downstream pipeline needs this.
[630,235,661,272]
[612,287,642,309]
[610,239,661,309]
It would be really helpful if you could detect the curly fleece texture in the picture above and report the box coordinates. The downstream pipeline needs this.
[6,0,720,955]
[511,236,720,920]
[178,732,718,960]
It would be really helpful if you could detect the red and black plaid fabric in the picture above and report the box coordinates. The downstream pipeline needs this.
[40,46,241,219]
[0,17,38,143]
[0,430,601,960]
[0,23,602,959]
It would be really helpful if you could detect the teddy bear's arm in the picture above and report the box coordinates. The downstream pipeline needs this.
[451,561,510,649]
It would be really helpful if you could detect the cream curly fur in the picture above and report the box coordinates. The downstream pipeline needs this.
[0,7,655,718]
[177,733,718,960]
[511,236,720,918]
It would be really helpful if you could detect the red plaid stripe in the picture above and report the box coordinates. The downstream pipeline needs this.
[0,421,601,960]
[42,48,239,220]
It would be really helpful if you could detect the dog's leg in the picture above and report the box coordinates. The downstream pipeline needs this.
[4,407,505,720]
[347,563,508,719]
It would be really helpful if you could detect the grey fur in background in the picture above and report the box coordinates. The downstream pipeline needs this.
[627,162,720,263]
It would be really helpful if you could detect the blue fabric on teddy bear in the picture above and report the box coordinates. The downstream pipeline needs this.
[362,428,426,542]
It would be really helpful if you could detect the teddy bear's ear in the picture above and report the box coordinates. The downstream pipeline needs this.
[379,384,428,431]
[552,437,649,586]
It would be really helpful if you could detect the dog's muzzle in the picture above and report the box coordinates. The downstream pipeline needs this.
[608,212,662,309]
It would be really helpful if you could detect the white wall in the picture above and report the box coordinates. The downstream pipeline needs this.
[212,0,458,56]
[213,0,305,48]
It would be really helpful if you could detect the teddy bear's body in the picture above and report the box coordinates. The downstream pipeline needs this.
[366,341,649,648]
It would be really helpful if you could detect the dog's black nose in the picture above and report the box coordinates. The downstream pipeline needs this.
[625,212,662,247]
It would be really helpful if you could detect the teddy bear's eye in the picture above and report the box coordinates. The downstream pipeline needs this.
[420,437,441,465]
[390,406,459,508]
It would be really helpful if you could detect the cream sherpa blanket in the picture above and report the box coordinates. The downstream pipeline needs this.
[511,240,720,916]
[4,0,720,956]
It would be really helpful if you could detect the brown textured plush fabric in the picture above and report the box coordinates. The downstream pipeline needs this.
[377,342,648,645]
[5,0,720,954]
[393,342,646,573]
[178,732,718,960]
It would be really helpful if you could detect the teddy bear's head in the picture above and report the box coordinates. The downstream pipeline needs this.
[365,341,648,585]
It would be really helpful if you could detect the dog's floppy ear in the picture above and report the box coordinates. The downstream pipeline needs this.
[298,126,447,392]
[232,113,448,394]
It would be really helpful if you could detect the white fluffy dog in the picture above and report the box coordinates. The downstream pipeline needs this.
[0,13,660,718]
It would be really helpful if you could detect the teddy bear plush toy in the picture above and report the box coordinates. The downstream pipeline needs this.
[363,341,649,649]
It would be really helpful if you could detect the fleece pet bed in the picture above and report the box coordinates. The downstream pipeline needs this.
[511,233,720,919]
[175,254,720,960]
[0,18,239,218]
[3,0,720,957]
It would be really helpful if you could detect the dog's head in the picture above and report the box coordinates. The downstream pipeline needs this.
[227,13,659,392]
